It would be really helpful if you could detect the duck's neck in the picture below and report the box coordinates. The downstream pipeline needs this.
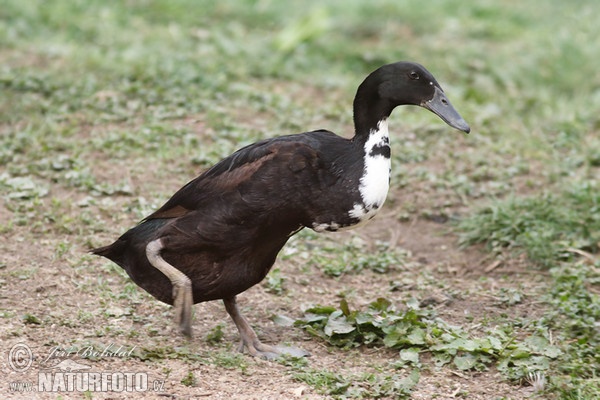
[351,78,394,144]
[351,87,393,167]
[347,83,395,217]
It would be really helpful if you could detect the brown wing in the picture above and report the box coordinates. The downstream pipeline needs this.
[145,133,332,222]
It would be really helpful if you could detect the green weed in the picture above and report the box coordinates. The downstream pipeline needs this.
[307,238,410,278]
[264,268,286,295]
[209,351,249,374]
[205,324,225,345]
[457,182,600,268]
[180,370,196,387]
[296,298,559,385]
[284,355,419,399]
[22,313,42,325]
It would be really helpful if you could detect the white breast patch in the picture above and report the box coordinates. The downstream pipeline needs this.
[348,119,391,222]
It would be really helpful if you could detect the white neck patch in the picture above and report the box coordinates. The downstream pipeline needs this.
[349,120,391,221]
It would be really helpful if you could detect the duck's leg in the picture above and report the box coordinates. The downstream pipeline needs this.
[223,296,310,360]
[146,238,193,337]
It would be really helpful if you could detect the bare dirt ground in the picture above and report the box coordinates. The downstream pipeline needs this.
[1,183,548,399]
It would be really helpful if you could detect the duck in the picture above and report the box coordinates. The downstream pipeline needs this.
[92,61,470,359]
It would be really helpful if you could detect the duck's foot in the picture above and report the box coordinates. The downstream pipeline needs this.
[237,338,310,360]
[224,297,310,360]
[146,238,194,337]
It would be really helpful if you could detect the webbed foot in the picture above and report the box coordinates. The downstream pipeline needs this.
[224,297,310,360]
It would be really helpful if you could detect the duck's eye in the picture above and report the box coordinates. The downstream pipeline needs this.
[409,71,419,80]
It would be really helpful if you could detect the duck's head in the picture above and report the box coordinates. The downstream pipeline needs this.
[354,61,470,134]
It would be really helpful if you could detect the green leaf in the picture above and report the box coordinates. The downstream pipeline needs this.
[454,353,478,370]
[3,176,49,199]
[324,311,355,336]
[354,311,375,326]
[305,305,336,315]
[395,369,420,391]
[383,325,411,348]
[272,314,295,327]
[340,298,350,316]
[432,352,453,367]
[405,297,420,310]
[488,336,503,351]
[507,345,532,359]
[303,325,326,339]
[369,297,392,312]
[432,337,478,352]
[523,335,562,358]
[407,328,426,345]
[400,348,420,365]
[22,313,42,325]
[524,335,548,351]
[541,345,562,358]
[383,329,402,348]
[299,313,329,324]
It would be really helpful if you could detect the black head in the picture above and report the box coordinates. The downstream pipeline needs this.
[353,61,470,134]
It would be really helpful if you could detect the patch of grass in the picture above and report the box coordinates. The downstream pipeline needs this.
[205,323,225,345]
[289,234,411,278]
[9,267,38,281]
[209,351,249,374]
[457,181,600,268]
[457,181,600,398]
[281,356,419,399]
[264,268,286,295]
[295,369,420,399]
[180,370,196,387]
[131,345,206,364]
[543,264,600,398]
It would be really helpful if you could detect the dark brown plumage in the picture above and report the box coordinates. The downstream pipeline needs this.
[92,61,470,359]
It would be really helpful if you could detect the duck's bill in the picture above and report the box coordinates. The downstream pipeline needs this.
[422,86,470,133]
